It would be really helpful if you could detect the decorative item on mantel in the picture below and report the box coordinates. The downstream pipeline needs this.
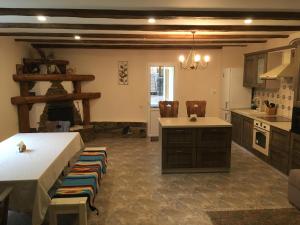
[118,61,128,85]
[178,31,211,70]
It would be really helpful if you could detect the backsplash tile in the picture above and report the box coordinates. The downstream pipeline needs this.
[253,78,294,118]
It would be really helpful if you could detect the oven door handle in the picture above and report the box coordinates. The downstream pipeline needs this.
[253,127,268,134]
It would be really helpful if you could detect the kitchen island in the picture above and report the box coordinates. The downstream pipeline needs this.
[159,117,232,173]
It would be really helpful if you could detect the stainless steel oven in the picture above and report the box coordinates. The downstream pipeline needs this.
[253,120,270,156]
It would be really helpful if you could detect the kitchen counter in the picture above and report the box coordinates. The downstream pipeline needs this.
[231,109,291,132]
[159,117,232,128]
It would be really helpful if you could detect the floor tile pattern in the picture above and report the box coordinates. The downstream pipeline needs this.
[8,137,294,225]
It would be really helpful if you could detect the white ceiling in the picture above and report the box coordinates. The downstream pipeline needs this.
[0,0,299,47]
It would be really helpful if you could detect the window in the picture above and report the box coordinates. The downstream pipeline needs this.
[150,66,174,107]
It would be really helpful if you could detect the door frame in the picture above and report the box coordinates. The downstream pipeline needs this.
[147,63,176,137]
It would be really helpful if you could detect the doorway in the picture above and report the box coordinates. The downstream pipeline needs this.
[148,65,175,138]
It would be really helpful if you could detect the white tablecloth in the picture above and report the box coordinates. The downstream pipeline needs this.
[0,132,84,225]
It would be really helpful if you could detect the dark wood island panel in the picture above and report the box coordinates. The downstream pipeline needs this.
[159,117,232,173]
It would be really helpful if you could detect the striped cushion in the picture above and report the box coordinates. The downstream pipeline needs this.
[53,177,97,212]
[74,160,106,178]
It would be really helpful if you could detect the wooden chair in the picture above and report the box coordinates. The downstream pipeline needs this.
[186,101,207,117]
[0,187,13,225]
[159,101,179,118]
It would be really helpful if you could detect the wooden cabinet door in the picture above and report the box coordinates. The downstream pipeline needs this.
[269,127,290,174]
[243,55,256,87]
[162,128,196,169]
[241,116,253,150]
[196,128,232,168]
[231,112,242,145]
[290,133,300,169]
[255,53,267,88]
[243,54,266,88]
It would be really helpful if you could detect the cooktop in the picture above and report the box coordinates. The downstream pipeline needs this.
[256,116,291,122]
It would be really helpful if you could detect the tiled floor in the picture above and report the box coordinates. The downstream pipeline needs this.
[8,137,294,225]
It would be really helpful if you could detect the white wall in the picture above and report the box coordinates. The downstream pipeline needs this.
[0,38,30,141]
[30,48,223,124]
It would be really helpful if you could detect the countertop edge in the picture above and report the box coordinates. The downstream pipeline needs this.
[231,109,291,132]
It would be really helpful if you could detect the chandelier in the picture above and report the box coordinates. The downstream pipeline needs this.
[178,31,210,70]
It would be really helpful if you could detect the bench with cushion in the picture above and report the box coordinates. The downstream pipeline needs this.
[50,147,107,225]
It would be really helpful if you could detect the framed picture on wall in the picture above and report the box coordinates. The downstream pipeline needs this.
[118,61,128,85]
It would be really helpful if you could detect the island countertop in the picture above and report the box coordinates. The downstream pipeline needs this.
[159,117,232,128]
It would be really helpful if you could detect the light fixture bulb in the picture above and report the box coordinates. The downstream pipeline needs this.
[37,15,47,22]
[204,55,210,63]
[178,55,185,63]
[74,35,81,40]
[148,18,156,24]
[244,18,253,24]
[194,54,201,62]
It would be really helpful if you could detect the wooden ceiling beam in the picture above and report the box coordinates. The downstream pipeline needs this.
[1,23,300,31]
[31,44,247,49]
[0,8,300,20]
[15,39,267,44]
[0,33,289,39]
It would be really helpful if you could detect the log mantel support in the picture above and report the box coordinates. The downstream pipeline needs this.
[17,104,30,132]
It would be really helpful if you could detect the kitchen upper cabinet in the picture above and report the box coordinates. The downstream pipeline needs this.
[269,127,290,174]
[243,53,267,88]
[231,112,242,145]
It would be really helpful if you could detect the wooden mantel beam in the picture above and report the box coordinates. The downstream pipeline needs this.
[0,8,300,20]
[0,33,289,39]
[1,23,300,31]
[11,93,101,105]
[13,74,95,82]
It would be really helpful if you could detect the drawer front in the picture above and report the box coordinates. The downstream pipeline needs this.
[198,151,228,168]
[197,128,231,147]
[166,152,194,168]
[163,128,194,147]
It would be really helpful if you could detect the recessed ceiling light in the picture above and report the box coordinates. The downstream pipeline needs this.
[148,18,156,24]
[37,15,47,22]
[74,35,81,40]
[244,18,253,24]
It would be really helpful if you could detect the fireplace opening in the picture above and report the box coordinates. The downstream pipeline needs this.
[47,102,74,126]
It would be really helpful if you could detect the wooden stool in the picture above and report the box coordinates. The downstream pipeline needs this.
[49,197,88,225]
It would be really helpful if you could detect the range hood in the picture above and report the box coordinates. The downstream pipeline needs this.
[260,49,298,80]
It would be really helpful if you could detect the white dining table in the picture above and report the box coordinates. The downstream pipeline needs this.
[0,132,84,225]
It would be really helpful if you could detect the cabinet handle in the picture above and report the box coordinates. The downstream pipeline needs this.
[175,129,185,133]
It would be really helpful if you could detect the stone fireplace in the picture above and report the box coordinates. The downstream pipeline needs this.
[38,82,82,131]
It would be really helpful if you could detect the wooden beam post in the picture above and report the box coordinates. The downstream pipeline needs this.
[19,82,30,96]
[82,100,90,125]
[17,104,30,132]
[72,81,81,93]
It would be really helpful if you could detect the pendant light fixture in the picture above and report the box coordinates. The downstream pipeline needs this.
[178,31,210,70]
